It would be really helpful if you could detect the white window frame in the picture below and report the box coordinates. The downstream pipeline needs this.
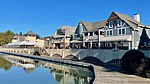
[122,28,126,34]
[117,19,122,27]
[106,29,113,36]
[109,21,114,28]
[118,28,126,35]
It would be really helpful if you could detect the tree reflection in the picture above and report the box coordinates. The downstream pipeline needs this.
[0,57,12,71]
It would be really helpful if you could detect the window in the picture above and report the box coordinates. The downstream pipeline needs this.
[107,31,109,36]
[106,30,113,36]
[100,31,104,35]
[95,31,98,35]
[89,32,93,36]
[148,42,150,46]
[110,30,112,35]
[118,28,126,35]
[85,33,88,36]
[122,29,125,34]
[119,29,122,35]
[144,42,147,46]
[109,21,113,28]
[117,19,122,27]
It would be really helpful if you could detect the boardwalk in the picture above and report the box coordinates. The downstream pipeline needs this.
[94,64,150,84]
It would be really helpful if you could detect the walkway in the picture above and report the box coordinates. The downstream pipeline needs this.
[94,64,150,84]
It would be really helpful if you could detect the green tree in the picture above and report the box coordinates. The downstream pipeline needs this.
[0,30,14,46]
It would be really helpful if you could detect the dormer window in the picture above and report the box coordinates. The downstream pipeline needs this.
[109,21,113,28]
[117,19,122,27]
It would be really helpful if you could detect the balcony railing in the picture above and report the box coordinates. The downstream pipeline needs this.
[84,35,98,41]
[52,40,61,43]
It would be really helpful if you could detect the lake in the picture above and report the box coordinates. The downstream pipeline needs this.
[0,54,94,84]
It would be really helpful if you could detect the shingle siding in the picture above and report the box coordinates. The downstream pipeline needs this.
[113,29,118,36]
[126,27,132,35]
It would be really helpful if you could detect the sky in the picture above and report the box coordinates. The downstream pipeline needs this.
[0,0,150,37]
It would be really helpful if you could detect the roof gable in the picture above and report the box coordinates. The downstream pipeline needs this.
[26,31,36,36]
[107,12,144,30]
[81,20,107,31]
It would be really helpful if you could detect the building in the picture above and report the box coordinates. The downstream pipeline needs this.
[101,12,145,50]
[71,11,150,50]
[138,26,150,49]
[44,26,76,49]
[70,20,106,49]
[12,31,44,48]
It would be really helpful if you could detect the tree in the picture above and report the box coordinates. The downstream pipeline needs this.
[0,30,14,46]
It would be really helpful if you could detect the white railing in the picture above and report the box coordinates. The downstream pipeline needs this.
[52,40,61,43]
[84,35,98,41]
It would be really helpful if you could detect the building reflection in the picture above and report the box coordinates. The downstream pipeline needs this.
[0,54,94,84]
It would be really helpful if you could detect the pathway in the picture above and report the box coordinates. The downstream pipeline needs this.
[94,64,150,84]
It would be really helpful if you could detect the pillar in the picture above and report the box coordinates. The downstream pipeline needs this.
[90,42,92,49]
[98,30,101,49]
[128,42,131,50]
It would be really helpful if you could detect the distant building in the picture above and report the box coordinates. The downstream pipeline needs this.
[44,26,76,49]
[12,31,44,48]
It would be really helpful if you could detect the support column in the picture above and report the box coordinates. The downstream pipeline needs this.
[90,42,92,49]
[98,42,101,49]
[98,30,101,49]
[115,42,118,50]
[78,44,80,49]
[128,42,131,50]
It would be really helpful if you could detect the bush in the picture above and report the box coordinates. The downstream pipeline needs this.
[122,50,150,77]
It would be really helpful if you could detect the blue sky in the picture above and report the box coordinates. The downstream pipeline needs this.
[0,0,150,37]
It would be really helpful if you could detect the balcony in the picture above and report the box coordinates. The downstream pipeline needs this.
[84,35,98,42]
[52,40,61,43]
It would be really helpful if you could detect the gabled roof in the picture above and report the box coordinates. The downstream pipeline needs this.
[26,31,36,36]
[13,35,25,41]
[60,26,76,35]
[81,20,107,31]
[109,12,144,30]
[13,35,19,39]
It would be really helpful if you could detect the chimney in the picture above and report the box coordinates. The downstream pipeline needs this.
[134,13,140,22]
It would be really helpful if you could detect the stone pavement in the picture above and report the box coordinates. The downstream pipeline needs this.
[93,64,150,84]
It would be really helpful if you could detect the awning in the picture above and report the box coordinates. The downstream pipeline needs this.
[19,41,40,46]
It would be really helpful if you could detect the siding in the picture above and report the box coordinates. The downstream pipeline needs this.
[113,29,118,36]
[126,27,132,35]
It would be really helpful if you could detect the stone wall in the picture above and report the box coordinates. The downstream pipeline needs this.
[46,49,150,63]
[0,48,150,63]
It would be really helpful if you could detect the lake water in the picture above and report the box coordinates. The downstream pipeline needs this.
[0,54,94,84]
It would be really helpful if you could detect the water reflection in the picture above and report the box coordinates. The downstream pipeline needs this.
[0,57,12,71]
[0,54,94,84]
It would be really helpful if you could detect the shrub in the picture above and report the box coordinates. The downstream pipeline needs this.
[122,50,148,76]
